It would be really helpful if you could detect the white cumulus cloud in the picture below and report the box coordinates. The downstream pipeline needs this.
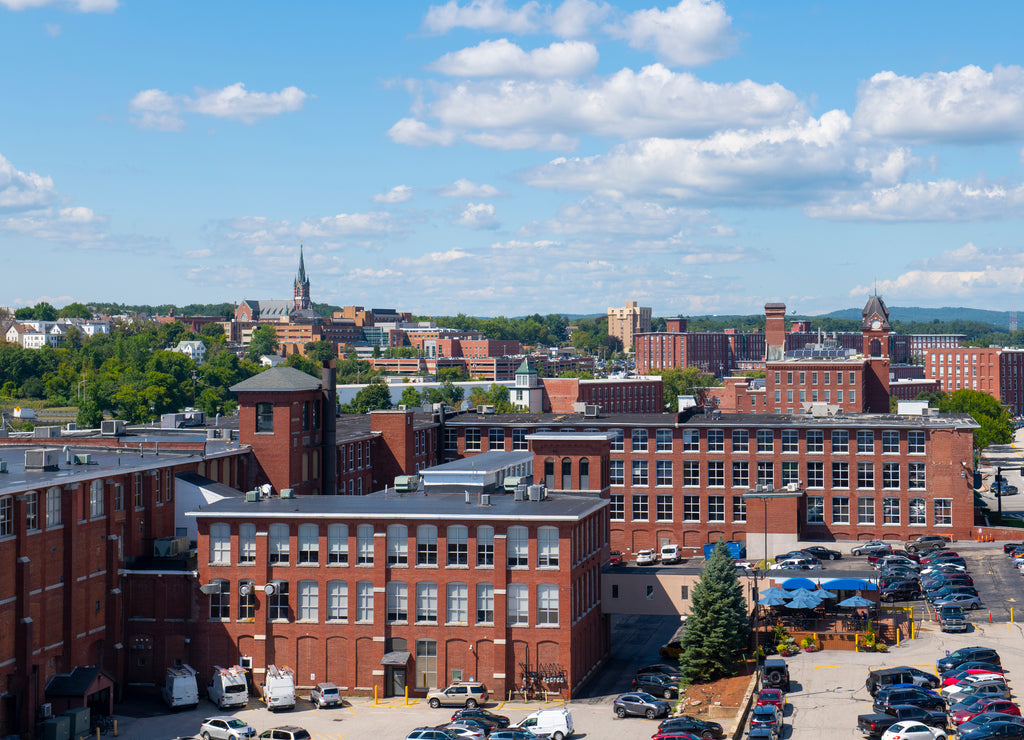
[805,179,1024,222]
[454,202,499,229]
[130,83,308,130]
[387,117,459,146]
[437,179,501,198]
[1,0,116,11]
[0,153,57,211]
[550,0,612,38]
[429,39,598,78]
[854,65,1024,143]
[373,185,414,204]
[422,0,541,34]
[607,0,739,67]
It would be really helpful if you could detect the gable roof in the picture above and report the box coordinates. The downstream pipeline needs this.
[230,366,322,393]
[862,294,891,330]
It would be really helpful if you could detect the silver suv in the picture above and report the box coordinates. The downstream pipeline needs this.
[427,681,489,708]
[310,682,341,708]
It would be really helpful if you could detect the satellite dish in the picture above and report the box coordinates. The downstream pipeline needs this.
[260,483,273,496]
[239,583,253,597]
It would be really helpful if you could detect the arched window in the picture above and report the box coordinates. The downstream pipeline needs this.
[544,457,555,489]
[561,457,573,489]
[447,525,468,565]
[417,525,438,565]
[387,524,408,565]
[90,479,105,518]
[298,523,319,564]
[209,523,231,564]
[579,458,590,489]
[269,523,289,564]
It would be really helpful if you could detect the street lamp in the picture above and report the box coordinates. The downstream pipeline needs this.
[992,465,1024,520]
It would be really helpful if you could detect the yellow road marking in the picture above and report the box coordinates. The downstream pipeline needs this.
[814,665,838,669]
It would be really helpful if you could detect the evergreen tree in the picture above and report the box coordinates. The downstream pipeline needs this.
[679,539,751,684]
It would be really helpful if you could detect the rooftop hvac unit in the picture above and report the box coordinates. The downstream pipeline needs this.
[65,422,77,431]
[280,488,295,499]
[478,404,495,414]
[0,461,7,473]
[25,449,60,471]
[73,453,92,465]
[245,489,261,502]
[584,404,599,417]
[527,485,544,501]
[101,420,126,436]
[33,426,60,439]
[480,493,491,506]
[513,486,527,502]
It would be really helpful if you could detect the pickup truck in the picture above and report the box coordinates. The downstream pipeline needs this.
[857,704,948,737]
[939,605,969,633]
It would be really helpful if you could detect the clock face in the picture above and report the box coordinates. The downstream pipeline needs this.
[871,319,881,330]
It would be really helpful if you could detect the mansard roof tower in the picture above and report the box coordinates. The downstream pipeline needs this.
[293,244,311,311]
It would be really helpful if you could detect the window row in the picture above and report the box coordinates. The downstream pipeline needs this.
[208,522,561,569]
[805,496,953,527]
[207,578,559,626]
[609,460,927,491]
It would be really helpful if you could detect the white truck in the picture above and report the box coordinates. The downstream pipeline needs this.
[208,665,249,709]
[263,664,296,712]
[162,664,199,709]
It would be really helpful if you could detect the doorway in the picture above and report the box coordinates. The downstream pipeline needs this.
[385,666,406,697]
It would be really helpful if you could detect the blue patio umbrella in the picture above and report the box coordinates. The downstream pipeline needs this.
[785,592,824,609]
[760,586,790,600]
[815,589,838,599]
[838,594,873,608]
[788,587,821,599]
[758,594,790,606]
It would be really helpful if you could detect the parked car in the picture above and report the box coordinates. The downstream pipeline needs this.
[407,728,460,740]
[938,648,1001,675]
[950,698,1021,726]
[876,555,921,571]
[1002,542,1024,554]
[959,721,1024,739]
[638,663,682,677]
[632,673,679,699]
[636,549,659,566]
[256,729,311,740]
[488,731,538,740]
[660,544,682,564]
[880,721,947,740]
[762,659,791,691]
[939,605,970,632]
[427,682,489,709]
[957,713,1024,736]
[906,535,951,553]
[199,717,258,740]
[451,709,511,729]
[609,551,623,566]
[800,545,842,560]
[870,549,920,564]
[612,692,672,719]
[933,593,983,610]
[881,583,922,602]
[510,707,573,739]
[749,704,783,737]
[657,715,724,739]
[309,682,341,709]
[442,721,488,740]
[873,687,945,713]
[853,541,893,556]
[943,670,1004,687]
[756,688,784,712]
[866,667,941,696]
[941,662,1004,680]
[920,551,961,565]
[770,557,821,570]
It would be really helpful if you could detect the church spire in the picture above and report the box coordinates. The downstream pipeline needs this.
[295,242,307,287]
[293,243,311,311]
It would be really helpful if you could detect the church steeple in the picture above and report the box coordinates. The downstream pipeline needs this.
[293,243,311,311]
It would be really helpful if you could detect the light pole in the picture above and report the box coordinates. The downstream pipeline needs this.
[993,465,1024,520]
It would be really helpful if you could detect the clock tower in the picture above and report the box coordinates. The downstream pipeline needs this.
[861,293,890,358]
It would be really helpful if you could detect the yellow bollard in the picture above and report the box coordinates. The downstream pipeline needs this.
[1012,607,1015,623]
[113,719,118,737]
[95,729,100,740]
[405,685,409,705]
[374,685,378,706]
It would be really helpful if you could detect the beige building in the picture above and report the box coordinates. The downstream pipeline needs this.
[607,300,652,352]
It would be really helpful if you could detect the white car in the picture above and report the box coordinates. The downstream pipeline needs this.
[770,557,822,571]
[636,549,658,565]
[881,721,946,740]
[199,717,257,740]
[659,544,682,564]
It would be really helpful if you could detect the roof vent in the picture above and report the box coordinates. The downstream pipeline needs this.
[480,493,491,506]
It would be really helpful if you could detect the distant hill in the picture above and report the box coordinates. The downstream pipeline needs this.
[819,306,1011,328]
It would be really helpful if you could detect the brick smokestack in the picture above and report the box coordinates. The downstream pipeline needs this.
[765,303,787,362]
[321,360,337,495]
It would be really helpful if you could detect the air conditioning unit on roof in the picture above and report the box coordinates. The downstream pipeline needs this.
[25,449,59,471]
[101,420,126,436]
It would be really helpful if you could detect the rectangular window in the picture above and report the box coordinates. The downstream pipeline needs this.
[447,582,468,624]
[682,495,700,522]
[857,497,875,525]
[610,459,624,486]
[856,430,874,454]
[507,526,529,567]
[782,461,799,486]
[356,524,374,565]
[682,461,700,487]
[387,525,408,565]
[832,462,849,488]
[328,524,349,564]
[256,402,273,432]
[806,430,823,453]
[732,461,749,488]
[806,496,824,524]
[238,581,256,621]
[269,581,290,621]
[857,462,874,489]
[632,460,649,486]
[908,430,926,454]
[882,430,900,454]
[909,498,927,526]
[46,487,61,528]
[209,580,230,620]
[476,525,494,566]
[269,524,289,564]
[708,495,725,522]
[836,389,843,403]
[756,429,773,453]
[387,582,408,622]
[537,584,558,625]
[632,429,648,452]
[415,639,437,690]
[464,428,481,451]
[298,524,319,564]
[708,461,724,487]
[512,428,528,451]
[113,484,123,512]
[756,461,774,487]
[447,525,469,566]
[298,580,319,622]
[537,527,559,567]
[707,429,724,452]
[732,496,746,522]
[25,491,38,531]
[732,429,749,452]
[656,494,673,521]
[416,582,438,623]
[882,462,900,489]
[610,429,624,452]
[681,429,698,452]
[656,460,673,486]
[488,427,504,450]
[657,428,674,452]
[883,497,900,525]
[781,429,799,453]
[90,481,104,518]
[210,523,231,564]
[476,583,494,623]
[807,461,824,488]
[849,389,856,404]
[356,581,374,622]
[507,583,529,626]
[632,494,649,521]
[327,580,348,621]
[909,462,926,489]
[443,428,458,452]
[831,430,849,453]
[417,526,438,565]
[832,496,850,524]
[610,494,625,521]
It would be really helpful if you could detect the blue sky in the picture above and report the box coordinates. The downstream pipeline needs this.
[4,1,1024,319]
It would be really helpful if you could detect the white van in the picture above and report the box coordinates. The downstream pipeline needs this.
[208,665,249,709]
[512,707,573,740]
[162,664,199,709]
[263,665,296,712]
[659,544,682,564]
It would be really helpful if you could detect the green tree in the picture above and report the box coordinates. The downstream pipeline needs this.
[284,352,322,377]
[656,367,723,411]
[200,322,227,344]
[678,539,751,684]
[937,389,1014,450]
[400,386,423,408]
[304,340,337,364]
[343,380,393,414]
[76,399,104,428]
[248,324,279,360]
[437,366,468,383]
[57,302,94,319]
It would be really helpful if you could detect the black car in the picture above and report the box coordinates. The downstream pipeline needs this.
[937,647,1002,674]
[926,585,979,603]
[450,709,511,729]
[800,545,842,561]
[657,715,724,739]
[940,661,1003,679]
[866,667,940,696]
[637,663,682,678]
[881,583,921,601]
[749,705,783,736]
[632,673,679,700]
[959,720,1024,739]
[1003,542,1024,554]
[873,687,945,713]
[959,713,1024,735]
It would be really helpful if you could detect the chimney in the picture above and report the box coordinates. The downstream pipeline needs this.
[321,360,337,495]
[764,303,787,362]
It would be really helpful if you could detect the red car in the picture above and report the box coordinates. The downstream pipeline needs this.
[951,698,1021,725]
[868,549,921,564]
[920,550,960,564]
[651,732,700,740]
[942,668,1004,687]
[756,688,784,711]
[609,551,623,566]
